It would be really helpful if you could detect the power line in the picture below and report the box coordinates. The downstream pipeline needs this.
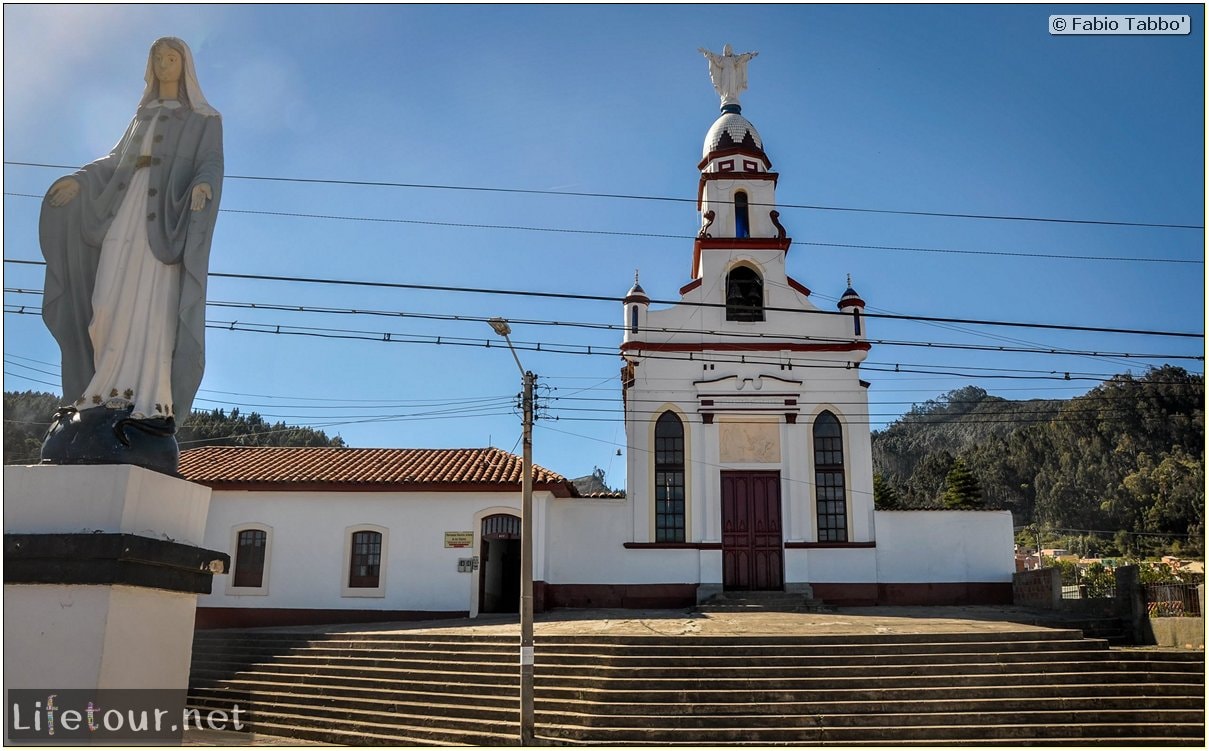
[5,288,1200,362]
[7,307,1202,387]
[11,354,1193,412]
[6,162,1201,230]
[0,306,1163,382]
[5,258,1202,339]
[5,191,1201,265]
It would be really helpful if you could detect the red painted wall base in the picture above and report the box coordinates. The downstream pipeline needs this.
[195,581,1012,628]
[195,607,468,630]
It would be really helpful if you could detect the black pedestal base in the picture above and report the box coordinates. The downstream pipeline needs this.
[40,405,180,476]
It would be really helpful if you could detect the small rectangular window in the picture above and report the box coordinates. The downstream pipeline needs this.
[718,159,735,172]
[743,160,758,172]
[233,529,267,588]
[349,530,382,588]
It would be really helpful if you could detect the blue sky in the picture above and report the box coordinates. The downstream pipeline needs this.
[3,4,1204,486]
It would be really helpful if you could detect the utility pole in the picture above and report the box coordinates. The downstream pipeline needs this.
[519,368,535,744]
[488,318,535,744]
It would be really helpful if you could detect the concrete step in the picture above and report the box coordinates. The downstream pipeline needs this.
[532,629,1090,646]
[536,693,1205,717]
[190,685,517,722]
[190,677,517,709]
[199,650,1189,678]
[532,659,1202,680]
[531,668,1203,692]
[538,720,1206,743]
[696,590,831,613]
[535,638,1110,659]
[188,690,517,729]
[186,697,517,746]
[536,707,1204,730]
[192,643,515,657]
[192,652,517,673]
[190,667,520,697]
[538,643,1108,663]
[541,677,1209,701]
[194,635,516,650]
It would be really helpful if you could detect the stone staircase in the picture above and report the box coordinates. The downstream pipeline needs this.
[188,627,1205,746]
[696,588,831,613]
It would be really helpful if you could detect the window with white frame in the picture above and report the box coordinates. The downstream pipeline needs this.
[342,525,389,597]
[226,523,272,595]
[813,411,848,541]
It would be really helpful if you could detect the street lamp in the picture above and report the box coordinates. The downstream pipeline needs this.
[487,317,535,744]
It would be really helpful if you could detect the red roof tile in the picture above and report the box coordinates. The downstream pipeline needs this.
[178,446,576,495]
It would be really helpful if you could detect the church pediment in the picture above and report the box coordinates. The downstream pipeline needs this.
[693,374,802,420]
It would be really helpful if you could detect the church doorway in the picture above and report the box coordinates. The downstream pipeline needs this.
[721,471,784,591]
[479,513,521,613]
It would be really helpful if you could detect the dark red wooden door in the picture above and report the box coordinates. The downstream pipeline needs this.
[721,471,784,591]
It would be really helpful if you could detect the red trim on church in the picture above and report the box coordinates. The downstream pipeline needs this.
[621,341,872,354]
[698,147,773,171]
[786,276,812,297]
[679,278,703,295]
[693,237,793,278]
[698,237,792,251]
[784,541,876,549]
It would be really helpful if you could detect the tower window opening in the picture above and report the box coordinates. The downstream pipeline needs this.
[725,265,764,322]
[853,309,862,336]
[630,305,639,334]
[734,191,750,238]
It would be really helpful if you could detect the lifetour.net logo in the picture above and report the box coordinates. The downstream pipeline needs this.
[6,690,245,744]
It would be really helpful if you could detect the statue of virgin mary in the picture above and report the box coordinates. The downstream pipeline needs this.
[39,37,223,473]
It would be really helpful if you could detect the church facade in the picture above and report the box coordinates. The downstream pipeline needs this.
[189,48,1014,628]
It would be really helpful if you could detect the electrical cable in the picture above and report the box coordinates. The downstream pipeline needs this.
[6,162,1201,230]
[5,258,1202,339]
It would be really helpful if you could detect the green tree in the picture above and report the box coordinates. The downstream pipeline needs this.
[941,458,984,509]
[3,390,62,465]
[4,391,346,461]
[873,473,903,510]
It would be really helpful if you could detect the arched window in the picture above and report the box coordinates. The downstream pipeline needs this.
[348,530,383,588]
[654,411,686,542]
[630,305,639,334]
[725,265,764,322]
[232,528,268,588]
[813,411,848,542]
[734,191,750,238]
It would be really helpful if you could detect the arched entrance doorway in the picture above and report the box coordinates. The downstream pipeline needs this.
[479,513,521,613]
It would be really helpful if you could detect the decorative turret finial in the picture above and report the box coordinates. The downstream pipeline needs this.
[698,44,759,113]
[847,273,852,288]
[635,269,640,285]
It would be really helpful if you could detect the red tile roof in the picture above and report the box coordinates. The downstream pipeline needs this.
[178,446,577,496]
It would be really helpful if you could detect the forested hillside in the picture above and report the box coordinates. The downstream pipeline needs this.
[872,366,1205,556]
[3,391,345,465]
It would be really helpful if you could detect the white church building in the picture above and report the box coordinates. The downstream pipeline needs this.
[187,48,1014,628]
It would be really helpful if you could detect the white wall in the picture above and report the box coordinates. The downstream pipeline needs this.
[785,548,878,584]
[874,510,1015,583]
[199,489,556,613]
[545,498,707,584]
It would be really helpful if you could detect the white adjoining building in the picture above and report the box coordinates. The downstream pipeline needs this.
[188,49,1014,628]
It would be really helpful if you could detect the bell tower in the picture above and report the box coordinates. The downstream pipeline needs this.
[693,45,790,280]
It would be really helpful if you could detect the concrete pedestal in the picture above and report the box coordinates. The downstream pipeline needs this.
[3,465,225,692]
